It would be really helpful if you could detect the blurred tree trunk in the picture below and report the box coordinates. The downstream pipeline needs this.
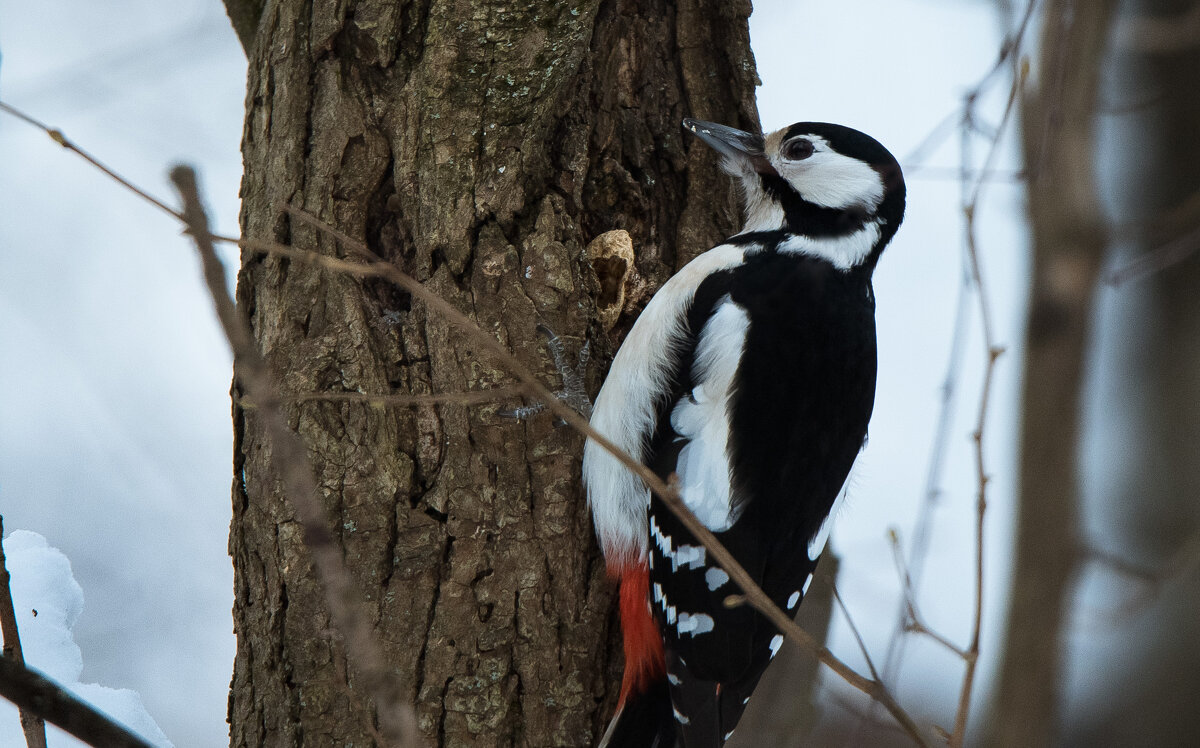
[1066,1,1200,745]
[220,0,759,745]
[989,2,1115,746]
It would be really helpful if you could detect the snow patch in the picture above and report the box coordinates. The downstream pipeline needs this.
[0,530,173,747]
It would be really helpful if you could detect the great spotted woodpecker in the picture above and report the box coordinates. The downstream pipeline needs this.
[583,118,905,747]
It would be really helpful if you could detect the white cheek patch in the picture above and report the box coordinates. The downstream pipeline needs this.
[778,222,880,271]
[779,148,884,211]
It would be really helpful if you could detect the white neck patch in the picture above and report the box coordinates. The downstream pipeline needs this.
[738,186,785,234]
[777,221,881,270]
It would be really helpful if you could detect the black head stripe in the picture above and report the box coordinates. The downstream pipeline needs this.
[759,173,871,237]
[784,121,900,169]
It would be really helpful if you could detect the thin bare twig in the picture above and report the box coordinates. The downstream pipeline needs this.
[900,0,1039,171]
[832,586,883,685]
[882,0,1038,687]
[877,8,1032,745]
[0,101,183,221]
[904,166,1024,183]
[0,518,48,748]
[946,109,1021,748]
[169,167,420,748]
[239,385,526,409]
[946,51,1024,748]
[0,656,152,748]
[886,530,969,660]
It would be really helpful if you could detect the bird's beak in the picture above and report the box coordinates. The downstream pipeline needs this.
[682,118,777,176]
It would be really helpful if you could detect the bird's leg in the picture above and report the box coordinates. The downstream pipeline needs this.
[499,323,593,422]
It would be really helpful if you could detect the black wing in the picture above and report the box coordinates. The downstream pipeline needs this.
[644,250,878,745]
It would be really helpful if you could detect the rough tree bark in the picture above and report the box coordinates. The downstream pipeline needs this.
[988,2,1115,746]
[221,0,758,745]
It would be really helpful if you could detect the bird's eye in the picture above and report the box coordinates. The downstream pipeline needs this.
[782,138,814,161]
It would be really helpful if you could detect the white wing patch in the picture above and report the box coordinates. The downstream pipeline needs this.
[768,634,784,658]
[676,612,715,636]
[583,246,747,567]
[705,567,729,591]
[670,297,749,532]
[672,544,707,572]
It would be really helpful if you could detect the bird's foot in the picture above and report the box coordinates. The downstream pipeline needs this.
[500,323,592,423]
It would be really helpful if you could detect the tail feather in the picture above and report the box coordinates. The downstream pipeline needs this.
[601,560,671,747]
[616,561,666,704]
[599,677,675,748]
[667,651,768,748]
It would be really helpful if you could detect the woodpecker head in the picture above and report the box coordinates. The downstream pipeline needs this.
[684,118,905,269]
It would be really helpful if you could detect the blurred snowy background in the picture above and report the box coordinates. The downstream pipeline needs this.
[5,1,1184,746]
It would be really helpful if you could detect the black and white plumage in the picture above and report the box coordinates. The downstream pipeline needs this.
[583,118,905,748]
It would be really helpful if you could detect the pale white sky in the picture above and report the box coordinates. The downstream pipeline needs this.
[0,1,1035,744]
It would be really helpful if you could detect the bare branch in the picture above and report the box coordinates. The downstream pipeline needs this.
[1084,531,1200,616]
[886,530,969,660]
[881,9,1039,715]
[832,586,883,685]
[946,48,1023,747]
[239,385,527,409]
[0,518,48,748]
[0,102,183,222]
[0,657,152,748]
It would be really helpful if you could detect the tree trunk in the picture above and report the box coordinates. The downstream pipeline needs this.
[1067,1,1200,745]
[988,2,1115,746]
[223,1,758,745]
